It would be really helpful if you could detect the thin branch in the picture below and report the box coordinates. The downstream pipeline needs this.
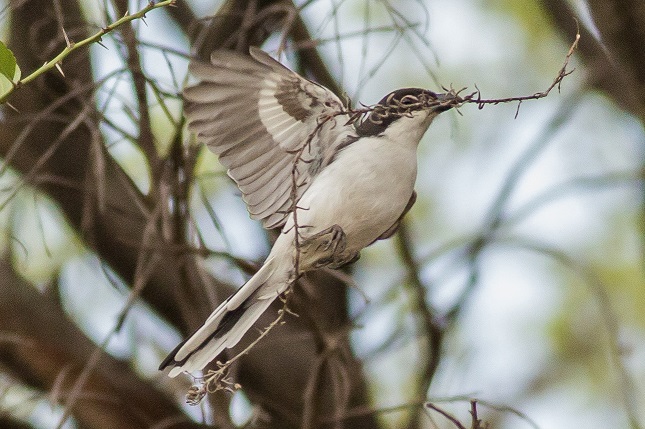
[493,237,643,429]
[425,403,467,429]
[396,221,443,429]
[342,27,580,119]
[461,26,580,117]
[115,0,161,182]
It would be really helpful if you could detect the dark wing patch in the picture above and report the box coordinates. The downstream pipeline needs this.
[275,79,315,121]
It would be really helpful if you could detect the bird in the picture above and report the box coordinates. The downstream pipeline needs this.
[159,47,456,377]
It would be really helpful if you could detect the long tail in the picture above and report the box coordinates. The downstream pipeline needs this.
[159,258,284,378]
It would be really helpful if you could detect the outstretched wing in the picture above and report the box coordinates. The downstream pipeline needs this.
[184,47,354,229]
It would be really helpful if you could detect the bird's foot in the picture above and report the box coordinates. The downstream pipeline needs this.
[299,224,349,268]
[326,251,360,269]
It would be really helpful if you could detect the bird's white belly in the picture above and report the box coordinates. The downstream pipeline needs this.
[294,137,417,253]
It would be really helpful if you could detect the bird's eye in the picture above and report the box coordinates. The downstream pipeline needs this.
[400,95,417,105]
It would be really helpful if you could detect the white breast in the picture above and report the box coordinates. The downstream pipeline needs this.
[271,110,435,269]
[294,134,418,253]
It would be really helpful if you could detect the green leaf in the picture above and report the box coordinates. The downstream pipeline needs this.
[0,40,21,100]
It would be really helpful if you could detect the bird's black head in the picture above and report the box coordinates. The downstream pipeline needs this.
[356,88,452,137]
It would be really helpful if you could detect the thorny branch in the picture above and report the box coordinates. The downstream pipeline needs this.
[285,114,343,269]
[0,0,177,104]
[461,26,580,118]
[340,27,580,121]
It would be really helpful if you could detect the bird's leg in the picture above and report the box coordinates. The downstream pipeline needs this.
[299,224,354,269]
[326,251,360,269]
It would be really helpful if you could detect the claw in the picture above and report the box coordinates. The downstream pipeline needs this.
[315,224,345,252]
[300,224,348,269]
[327,251,360,269]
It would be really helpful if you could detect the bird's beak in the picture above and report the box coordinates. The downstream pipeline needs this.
[431,93,455,112]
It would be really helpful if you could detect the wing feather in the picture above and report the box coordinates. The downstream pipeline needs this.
[247,178,295,216]
[205,116,265,143]
[237,156,292,186]
[226,141,282,178]
[221,141,278,171]
[242,166,291,206]
[183,47,355,228]
[183,84,248,103]
[258,177,309,222]
[246,179,291,213]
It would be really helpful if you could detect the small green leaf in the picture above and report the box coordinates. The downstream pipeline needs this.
[0,41,20,81]
[0,41,21,100]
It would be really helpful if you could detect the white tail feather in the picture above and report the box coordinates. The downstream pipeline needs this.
[167,299,274,377]
[160,257,288,377]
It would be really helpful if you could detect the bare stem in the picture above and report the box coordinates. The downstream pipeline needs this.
[462,26,580,117]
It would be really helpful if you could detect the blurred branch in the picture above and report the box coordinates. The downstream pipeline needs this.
[325,394,538,429]
[2,0,213,335]
[432,93,587,323]
[481,91,583,231]
[0,417,35,429]
[496,237,643,429]
[395,220,444,429]
[321,400,426,423]
[288,4,343,97]
[112,0,161,183]
[0,258,204,429]
[506,170,644,228]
